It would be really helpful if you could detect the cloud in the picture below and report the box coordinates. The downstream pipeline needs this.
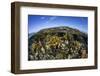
[50,16,57,20]
[41,17,45,20]
[45,16,57,24]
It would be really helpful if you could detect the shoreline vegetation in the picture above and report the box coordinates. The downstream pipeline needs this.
[28,26,88,60]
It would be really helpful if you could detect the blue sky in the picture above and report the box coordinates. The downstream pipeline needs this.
[28,15,88,34]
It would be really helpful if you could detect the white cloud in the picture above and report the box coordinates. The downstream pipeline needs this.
[50,16,57,20]
[41,17,45,20]
[45,16,57,24]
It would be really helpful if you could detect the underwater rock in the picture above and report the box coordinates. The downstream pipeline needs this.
[28,26,88,60]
